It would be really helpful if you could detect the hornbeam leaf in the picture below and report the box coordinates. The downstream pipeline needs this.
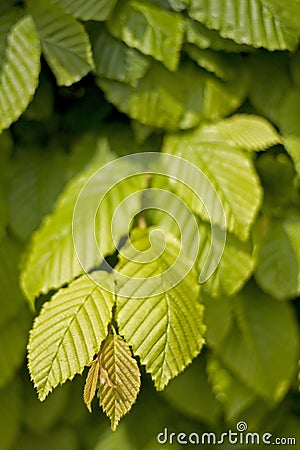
[163,126,262,240]
[98,332,141,431]
[115,228,205,390]
[107,0,185,72]
[92,28,151,87]
[27,0,94,86]
[21,141,146,307]
[197,224,255,297]
[188,0,300,51]
[27,272,114,401]
[51,0,117,21]
[98,59,248,131]
[83,359,100,412]
[196,114,281,151]
[254,216,300,300]
[0,15,41,133]
[186,18,254,53]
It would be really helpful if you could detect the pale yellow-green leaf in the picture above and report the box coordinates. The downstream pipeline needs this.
[83,359,100,413]
[99,332,141,431]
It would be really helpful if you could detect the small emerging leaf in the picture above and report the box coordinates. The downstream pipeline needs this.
[83,359,100,412]
[98,332,141,431]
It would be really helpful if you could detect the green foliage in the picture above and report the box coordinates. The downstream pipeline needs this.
[0,0,300,447]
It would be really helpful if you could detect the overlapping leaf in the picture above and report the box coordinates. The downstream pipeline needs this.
[216,283,299,402]
[21,141,146,307]
[27,0,94,86]
[196,114,281,151]
[163,124,262,240]
[0,15,41,133]
[188,0,300,50]
[51,0,117,21]
[0,6,23,65]
[92,28,150,87]
[115,228,205,390]
[186,17,254,52]
[254,217,300,300]
[98,332,141,430]
[107,0,185,71]
[197,224,255,297]
[184,44,242,81]
[28,272,114,401]
[98,59,248,131]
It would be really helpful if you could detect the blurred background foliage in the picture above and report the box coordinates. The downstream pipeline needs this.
[0,0,300,448]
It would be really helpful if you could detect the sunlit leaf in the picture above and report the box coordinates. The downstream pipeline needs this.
[163,126,262,240]
[51,0,117,21]
[99,59,248,131]
[116,228,205,390]
[107,0,185,71]
[21,141,146,307]
[98,332,141,431]
[0,15,41,132]
[83,359,100,412]
[28,0,94,86]
[28,272,114,400]
[188,0,300,50]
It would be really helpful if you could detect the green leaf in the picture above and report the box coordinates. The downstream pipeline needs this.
[207,355,257,423]
[248,52,292,126]
[83,359,100,413]
[20,141,146,306]
[198,224,255,297]
[254,216,300,300]
[51,0,117,21]
[98,59,248,131]
[0,380,22,450]
[163,126,262,240]
[162,356,221,426]
[217,283,299,403]
[107,0,185,72]
[277,89,300,177]
[196,114,281,151]
[115,228,205,390]
[27,0,94,86]
[0,6,23,65]
[184,44,242,81]
[9,145,67,241]
[186,17,254,52]
[98,332,141,431]
[255,153,300,212]
[27,271,114,401]
[188,0,300,50]
[92,28,150,87]
[0,15,41,133]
